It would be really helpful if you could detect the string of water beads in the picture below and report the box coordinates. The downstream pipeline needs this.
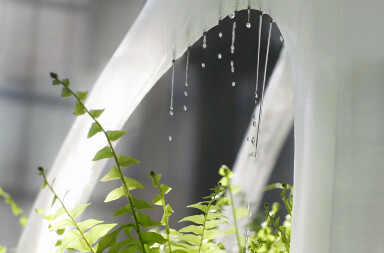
[231,21,237,86]
[183,48,190,112]
[252,19,273,157]
[201,32,207,68]
[169,59,176,142]
[218,18,223,60]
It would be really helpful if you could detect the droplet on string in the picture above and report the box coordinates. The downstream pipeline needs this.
[246,8,251,28]
[231,61,234,73]
[184,90,188,96]
[219,32,223,38]
[251,137,256,145]
[280,35,284,42]
[169,60,175,117]
[169,136,172,142]
[232,82,236,87]
[202,33,207,49]
[183,105,187,111]
[201,62,206,68]
[231,22,236,54]
[229,13,235,19]
[218,53,222,59]
[185,82,188,87]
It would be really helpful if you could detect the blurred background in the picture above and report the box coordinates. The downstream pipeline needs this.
[0,0,293,249]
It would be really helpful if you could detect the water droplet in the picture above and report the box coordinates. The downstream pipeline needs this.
[218,53,222,59]
[280,35,284,42]
[202,43,207,49]
[170,110,173,116]
[229,13,235,19]
[185,82,188,87]
[184,90,188,96]
[201,62,206,68]
[219,32,223,38]
[246,22,251,28]
[251,137,256,145]
[183,105,187,111]
[231,45,235,54]
[232,82,236,87]
[169,136,172,142]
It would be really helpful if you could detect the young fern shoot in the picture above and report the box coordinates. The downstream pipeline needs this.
[37,167,117,253]
[150,171,174,252]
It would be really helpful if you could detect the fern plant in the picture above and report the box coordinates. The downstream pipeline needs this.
[47,73,167,253]
[175,182,228,253]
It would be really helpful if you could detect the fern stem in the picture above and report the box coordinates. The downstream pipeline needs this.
[40,169,95,253]
[197,202,211,253]
[227,179,243,253]
[151,175,173,252]
[59,82,147,253]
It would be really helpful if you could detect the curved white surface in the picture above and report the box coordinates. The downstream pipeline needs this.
[17,1,255,252]
[18,0,384,252]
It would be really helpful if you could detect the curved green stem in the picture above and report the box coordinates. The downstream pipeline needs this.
[40,170,95,253]
[151,175,172,252]
[58,81,146,252]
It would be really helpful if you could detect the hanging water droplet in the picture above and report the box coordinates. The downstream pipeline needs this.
[218,53,222,59]
[229,12,235,19]
[170,110,173,116]
[251,137,256,145]
[246,8,251,28]
[232,81,236,87]
[219,32,223,38]
[231,45,235,54]
[185,82,188,87]
[183,105,187,111]
[184,90,188,96]
[280,35,284,42]
[202,43,207,49]
[231,61,234,73]
[169,136,172,142]
[201,62,206,68]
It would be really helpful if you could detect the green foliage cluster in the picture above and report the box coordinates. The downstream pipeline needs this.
[0,74,293,253]
[247,184,292,253]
